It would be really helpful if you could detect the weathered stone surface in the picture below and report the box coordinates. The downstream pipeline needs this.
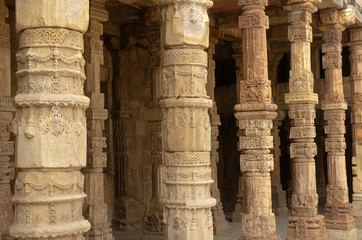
[83,1,113,240]
[160,0,216,239]
[16,0,89,33]
[319,8,357,238]
[9,1,91,239]
[234,0,280,239]
[349,27,362,228]
[0,1,14,239]
[284,1,328,239]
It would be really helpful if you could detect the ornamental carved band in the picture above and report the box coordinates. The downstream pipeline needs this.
[160,0,216,239]
[235,0,279,239]
[10,24,90,240]
[284,2,327,239]
[319,8,356,233]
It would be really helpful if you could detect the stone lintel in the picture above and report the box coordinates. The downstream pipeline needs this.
[318,0,344,10]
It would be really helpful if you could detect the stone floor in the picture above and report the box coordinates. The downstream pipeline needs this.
[113,215,362,240]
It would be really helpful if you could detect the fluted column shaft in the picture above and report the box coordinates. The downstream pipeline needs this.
[83,1,113,240]
[319,9,356,237]
[234,0,279,239]
[349,27,362,228]
[160,0,216,239]
[283,2,327,239]
[0,1,15,239]
[9,1,91,239]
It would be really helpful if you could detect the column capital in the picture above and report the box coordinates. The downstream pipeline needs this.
[160,0,213,49]
[16,0,89,33]
[319,8,355,32]
[283,2,318,13]
[145,7,161,27]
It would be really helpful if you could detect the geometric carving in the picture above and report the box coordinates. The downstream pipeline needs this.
[284,1,327,239]
[319,7,356,235]
[236,0,279,238]
[10,2,91,239]
[160,0,215,238]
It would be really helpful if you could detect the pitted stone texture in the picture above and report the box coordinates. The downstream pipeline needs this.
[16,0,89,33]
[160,0,213,49]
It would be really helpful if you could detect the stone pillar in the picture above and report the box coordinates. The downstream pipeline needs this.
[142,7,164,240]
[83,1,113,240]
[9,1,91,239]
[231,43,245,223]
[283,1,327,239]
[160,0,216,239]
[271,117,288,216]
[0,1,15,239]
[208,27,228,235]
[319,8,357,239]
[268,52,288,216]
[234,0,280,239]
[349,27,362,228]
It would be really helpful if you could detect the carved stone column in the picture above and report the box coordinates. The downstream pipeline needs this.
[0,1,15,239]
[208,27,228,235]
[83,2,113,240]
[319,8,357,239]
[271,116,288,216]
[160,0,216,239]
[231,43,245,223]
[283,1,327,239]
[9,1,91,239]
[349,27,362,228]
[234,0,280,239]
[268,52,288,216]
[142,7,164,240]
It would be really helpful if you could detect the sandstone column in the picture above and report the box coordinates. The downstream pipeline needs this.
[208,27,228,235]
[234,0,280,239]
[268,52,288,216]
[0,1,15,239]
[349,27,362,228]
[283,1,327,239]
[231,43,245,223]
[319,8,357,239]
[83,1,113,240]
[9,1,91,239]
[143,7,164,240]
[160,0,216,239]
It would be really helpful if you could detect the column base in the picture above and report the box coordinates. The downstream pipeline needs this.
[286,215,328,240]
[232,211,242,222]
[213,214,229,235]
[352,195,362,228]
[239,234,281,240]
[272,189,288,216]
[326,228,357,240]
[141,231,163,240]
[85,227,113,240]
[324,203,355,230]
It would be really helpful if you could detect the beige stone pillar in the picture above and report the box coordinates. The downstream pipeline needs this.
[319,8,357,239]
[0,1,15,239]
[160,0,216,239]
[234,0,280,239]
[349,27,362,228]
[231,42,245,223]
[83,1,113,240]
[268,52,288,217]
[9,1,91,239]
[142,7,164,240]
[208,27,228,235]
[283,1,327,239]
